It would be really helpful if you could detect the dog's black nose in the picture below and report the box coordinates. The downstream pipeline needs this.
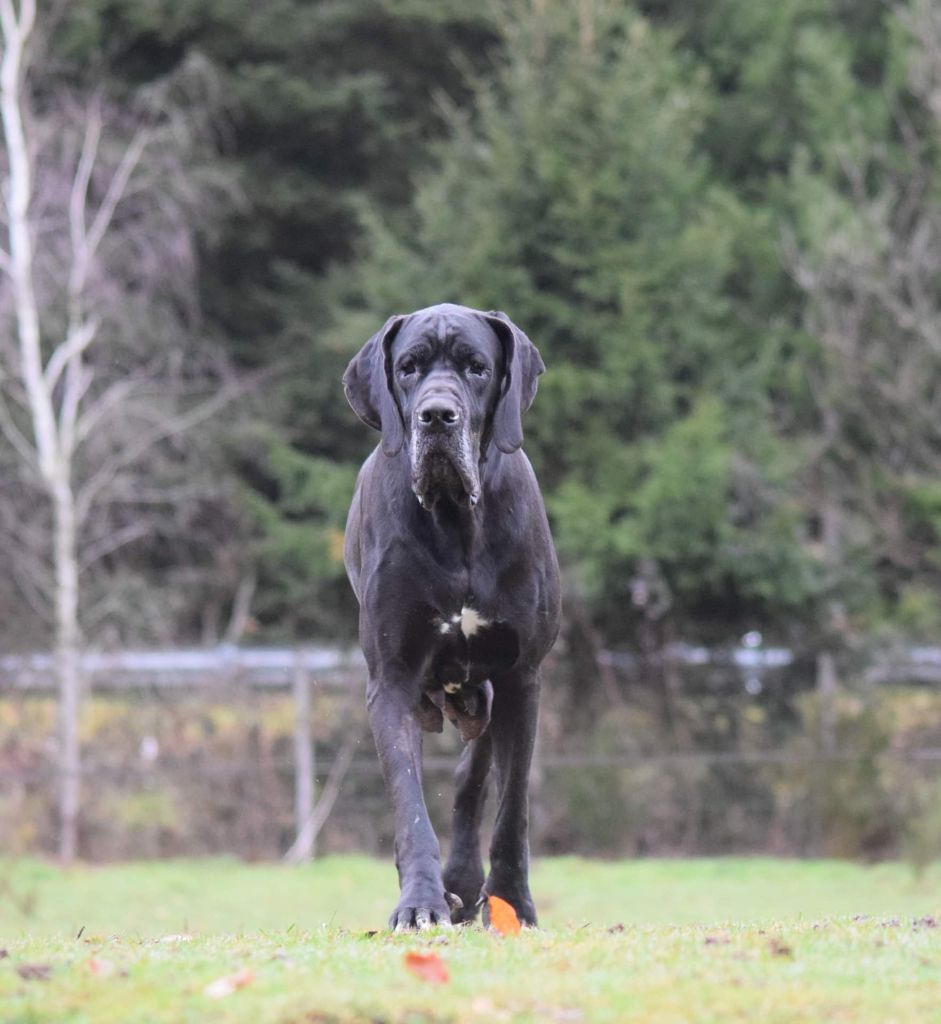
[417,400,459,428]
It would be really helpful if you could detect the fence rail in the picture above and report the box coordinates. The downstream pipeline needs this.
[6,746,941,783]
[4,640,941,693]
[0,645,365,692]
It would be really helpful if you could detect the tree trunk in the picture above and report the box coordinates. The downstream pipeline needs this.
[52,475,82,863]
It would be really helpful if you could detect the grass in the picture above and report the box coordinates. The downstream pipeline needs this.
[1,857,940,1022]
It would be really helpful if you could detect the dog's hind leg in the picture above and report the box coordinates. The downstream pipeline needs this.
[482,670,540,926]
[443,730,492,923]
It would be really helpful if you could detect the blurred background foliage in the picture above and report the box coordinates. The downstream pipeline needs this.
[4,0,941,858]
[28,0,940,654]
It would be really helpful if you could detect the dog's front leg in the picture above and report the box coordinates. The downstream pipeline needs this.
[367,678,451,930]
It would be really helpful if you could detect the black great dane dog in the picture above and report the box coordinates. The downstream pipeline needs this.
[343,303,561,930]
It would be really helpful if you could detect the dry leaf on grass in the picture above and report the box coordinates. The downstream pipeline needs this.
[488,896,521,936]
[403,950,449,984]
[16,963,51,981]
[203,967,255,998]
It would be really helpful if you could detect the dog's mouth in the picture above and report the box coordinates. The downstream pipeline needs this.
[410,430,481,511]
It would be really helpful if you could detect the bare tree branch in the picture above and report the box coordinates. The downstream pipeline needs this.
[84,128,149,263]
[79,521,152,572]
[8,555,52,623]
[0,390,38,468]
[67,93,101,299]
[76,373,256,520]
[73,375,150,446]
[42,318,98,392]
[283,723,362,865]
[223,569,257,645]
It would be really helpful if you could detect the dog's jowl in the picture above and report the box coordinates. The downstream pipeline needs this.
[343,303,561,930]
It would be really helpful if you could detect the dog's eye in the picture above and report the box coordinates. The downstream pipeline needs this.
[468,360,489,378]
[398,359,417,378]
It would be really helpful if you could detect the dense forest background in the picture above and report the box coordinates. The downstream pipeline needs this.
[4,0,941,860]
[6,0,937,654]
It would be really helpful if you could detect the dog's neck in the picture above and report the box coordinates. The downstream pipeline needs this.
[414,447,507,563]
[424,489,480,560]
[391,444,512,565]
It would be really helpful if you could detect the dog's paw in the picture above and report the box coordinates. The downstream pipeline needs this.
[389,895,453,932]
[443,860,486,925]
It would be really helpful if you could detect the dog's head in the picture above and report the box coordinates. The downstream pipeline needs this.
[343,303,545,510]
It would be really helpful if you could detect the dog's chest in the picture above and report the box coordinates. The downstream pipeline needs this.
[426,603,519,689]
[412,601,519,738]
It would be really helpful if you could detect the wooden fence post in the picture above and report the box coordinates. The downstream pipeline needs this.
[817,650,837,755]
[292,654,316,861]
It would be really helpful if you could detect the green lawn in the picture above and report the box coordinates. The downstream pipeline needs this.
[1,857,940,1023]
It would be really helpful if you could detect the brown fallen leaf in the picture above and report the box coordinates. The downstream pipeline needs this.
[768,938,793,957]
[16,963,52,981]
[203,967,255,999]
[403,950,449,985]
[488,895,522,937]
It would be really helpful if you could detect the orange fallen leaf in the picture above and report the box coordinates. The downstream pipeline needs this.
[488,896,521,936]
[403,950,449,984]
[203,967,255,999]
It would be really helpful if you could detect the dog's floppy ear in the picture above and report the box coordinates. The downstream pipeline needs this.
[343,314,407,456]
[482,310,546,454]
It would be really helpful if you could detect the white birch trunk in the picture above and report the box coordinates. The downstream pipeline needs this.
[1,0,83,862]
[2,1,236,862]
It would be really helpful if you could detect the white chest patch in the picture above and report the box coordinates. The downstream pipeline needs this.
[436,606,490,638]
[457,605,488,638]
